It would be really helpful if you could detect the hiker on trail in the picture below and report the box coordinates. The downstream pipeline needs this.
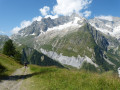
[24,62,27,68]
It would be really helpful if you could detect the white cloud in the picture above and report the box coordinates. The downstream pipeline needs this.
[20,20,32,28]
[45,15,58,19]
[95,15,113,21]
[12,20,32,34]
[83,11,91,17]
[40,6,50,16]
[53,0,92,16]
[12,27,21,34]
[32,16,42,21]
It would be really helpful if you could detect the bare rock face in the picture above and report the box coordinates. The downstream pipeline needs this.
[40,48,98,69]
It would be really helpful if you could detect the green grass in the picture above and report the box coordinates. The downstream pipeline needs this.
[14,35,35,48]
[42,25,96,58]
[56,27,95,57]
[105,49,120,71]
[21,65,120,90]
[37,25,96,58]
[0,53,22,76]
[40,44,53,51]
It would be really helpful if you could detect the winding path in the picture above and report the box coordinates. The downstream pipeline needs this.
[0,67,29,90]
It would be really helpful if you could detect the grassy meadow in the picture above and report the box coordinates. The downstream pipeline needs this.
[21,65,120,90]
[0,53,22,76]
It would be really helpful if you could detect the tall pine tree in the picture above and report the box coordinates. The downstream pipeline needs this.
[3,39,16,57]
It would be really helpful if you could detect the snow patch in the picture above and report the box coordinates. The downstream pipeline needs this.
[89,23,111,35]
[106,24,112,28]
[89,17,120,40]
[95,16,113,21]
[45,17,83,33]
[45,15,58,19]
[90,22,120,39]
[30,33,36,35]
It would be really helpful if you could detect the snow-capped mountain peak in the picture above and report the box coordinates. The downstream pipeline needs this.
[89,17,120,39]
[11,14,86,39]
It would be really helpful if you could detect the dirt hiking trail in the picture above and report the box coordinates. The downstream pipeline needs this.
[0,67,30,90]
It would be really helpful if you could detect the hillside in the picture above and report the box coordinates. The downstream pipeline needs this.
[21,65,120,90]
[0,54,120,90]
[0,53,22,77]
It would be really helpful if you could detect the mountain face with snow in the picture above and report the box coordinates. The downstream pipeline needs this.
[89,16,120,40]
[12,14,85,37]
[11,14,86,47]
[11,14,120,71]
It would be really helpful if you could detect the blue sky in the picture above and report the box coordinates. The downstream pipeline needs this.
[0,0,120,36]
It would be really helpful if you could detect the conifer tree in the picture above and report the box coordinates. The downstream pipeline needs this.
[3,39,16,57]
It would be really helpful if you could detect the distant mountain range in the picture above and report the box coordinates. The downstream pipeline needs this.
[1,14,120,71]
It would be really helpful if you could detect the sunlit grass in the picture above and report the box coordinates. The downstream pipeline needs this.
[0,53,22,76]
[21,65,120,90]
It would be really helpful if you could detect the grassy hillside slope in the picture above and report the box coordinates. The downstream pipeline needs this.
[21,65,120,90]
[0,53,22,76]
[0,54,120,90]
